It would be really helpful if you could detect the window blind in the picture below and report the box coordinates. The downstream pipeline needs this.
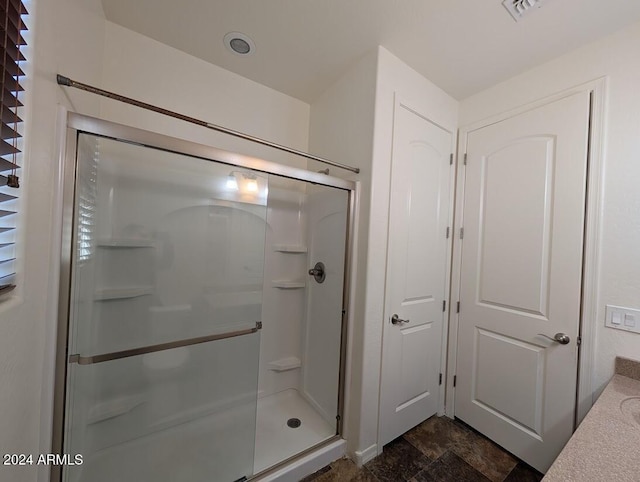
[77,136,98,265]
[0,0,27,295]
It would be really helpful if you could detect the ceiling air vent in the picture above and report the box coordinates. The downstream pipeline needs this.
[502,0,547,22]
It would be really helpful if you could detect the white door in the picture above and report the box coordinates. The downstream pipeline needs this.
[455,92,590,472]
[379,103,453,446]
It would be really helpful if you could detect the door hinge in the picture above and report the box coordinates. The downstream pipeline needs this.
[336,414,341,421]
[450,153,454,165]
[463,153,468,165]
[453,375,457,388]
[456,301,460,313]
[439,373,443,385]
[442,300,446,312]
[577,336,582,346]
[446,226,450,239]
[460,227,464,239]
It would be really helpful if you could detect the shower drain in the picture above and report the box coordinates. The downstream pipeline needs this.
[287,418,302,428]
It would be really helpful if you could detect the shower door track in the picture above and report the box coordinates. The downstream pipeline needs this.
[52,112,357,482]
[250,434,344,481]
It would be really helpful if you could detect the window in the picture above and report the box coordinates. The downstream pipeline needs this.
[1,0,27,295]
[76,135,98,265]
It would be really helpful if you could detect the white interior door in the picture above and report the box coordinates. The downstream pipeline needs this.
[379,102,453,446]
[455,92,590,472]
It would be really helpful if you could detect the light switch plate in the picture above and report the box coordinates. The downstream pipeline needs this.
[605,305,640,334]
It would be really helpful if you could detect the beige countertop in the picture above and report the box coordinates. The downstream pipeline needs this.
[544,364,640,481]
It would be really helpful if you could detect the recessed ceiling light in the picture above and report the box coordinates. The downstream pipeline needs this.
[224,32,255,56]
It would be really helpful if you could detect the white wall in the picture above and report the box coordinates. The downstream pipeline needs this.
[308,49,378,460]
[0,1,106,482]
[459,20,640,399]
[309,46,459,463]
[100,22,310,169]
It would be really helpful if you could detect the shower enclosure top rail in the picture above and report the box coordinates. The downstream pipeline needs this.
[56,74,361,174]
[66,113,356,191]
[68,322,262,365]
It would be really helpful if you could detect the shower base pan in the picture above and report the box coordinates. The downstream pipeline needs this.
[68,389,336,481]
[254,388,336,473]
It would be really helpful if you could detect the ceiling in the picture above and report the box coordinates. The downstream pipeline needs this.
[101,0,640,103]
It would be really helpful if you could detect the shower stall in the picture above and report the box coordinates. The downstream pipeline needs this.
[53,114,355,481]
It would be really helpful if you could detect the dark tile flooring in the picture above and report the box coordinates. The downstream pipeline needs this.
[302,416,543,482]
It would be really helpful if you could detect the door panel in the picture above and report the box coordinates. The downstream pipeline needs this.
[455,92,590,472]
[478,137,555,315]
[303,185,349,424]
[379,103,453,446]
[474,329,545,436]
[399,323,433,406]
[64,134,267,482]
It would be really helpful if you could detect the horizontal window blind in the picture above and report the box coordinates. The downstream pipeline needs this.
[0,0,27,295]
[76,135,98,265]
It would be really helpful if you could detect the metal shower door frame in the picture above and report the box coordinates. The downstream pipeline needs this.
[51,112,358,481]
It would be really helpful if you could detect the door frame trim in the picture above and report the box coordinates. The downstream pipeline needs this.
[445,77,607,426]
[377,94,458,450]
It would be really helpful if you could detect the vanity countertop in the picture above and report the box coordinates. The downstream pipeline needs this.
[544,359,640,481]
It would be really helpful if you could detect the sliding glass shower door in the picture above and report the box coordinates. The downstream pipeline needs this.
[62,134,268,482]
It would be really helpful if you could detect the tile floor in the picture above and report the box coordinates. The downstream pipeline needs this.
[302,416,543,482]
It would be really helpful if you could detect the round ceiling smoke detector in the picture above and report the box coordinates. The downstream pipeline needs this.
[224,32,255,56]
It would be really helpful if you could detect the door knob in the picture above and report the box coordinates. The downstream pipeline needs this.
[391,314,409,325]
[537,333,570,345]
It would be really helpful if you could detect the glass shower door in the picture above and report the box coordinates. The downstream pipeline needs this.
[63,134,268,482]
[252,174,349,471]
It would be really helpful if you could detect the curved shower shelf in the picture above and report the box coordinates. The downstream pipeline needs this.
[88,395,146,424]
[273,244,307,254]
[267,356,301,372]
[272,281,305,289]
[97,238,156,248]
[94,286,153,301]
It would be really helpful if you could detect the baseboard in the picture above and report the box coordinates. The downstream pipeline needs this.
[354,444,378,466]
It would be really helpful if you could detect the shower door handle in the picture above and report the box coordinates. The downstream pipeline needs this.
[68,321,262,365]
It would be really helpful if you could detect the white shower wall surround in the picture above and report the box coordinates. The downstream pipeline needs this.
[259,178,346,429]
[259,179,308,400]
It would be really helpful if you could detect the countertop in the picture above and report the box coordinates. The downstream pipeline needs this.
[544,359,640,481]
